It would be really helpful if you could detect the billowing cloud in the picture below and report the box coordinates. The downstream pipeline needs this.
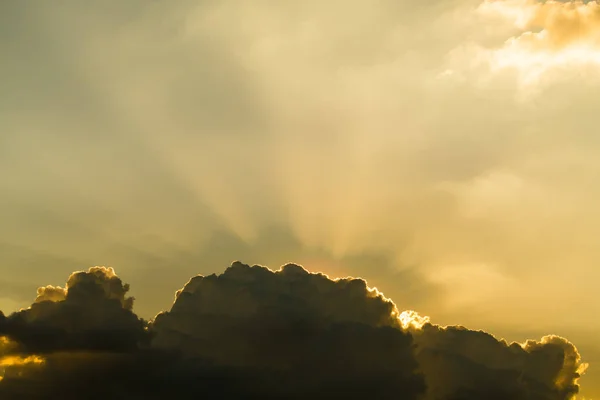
[0,267,145,354]
[153,262,588,400]
[33,286,66,303]
[404,320,588,399]
[150,262,425,398]
[0,264,426,398]
[0,263,590,398]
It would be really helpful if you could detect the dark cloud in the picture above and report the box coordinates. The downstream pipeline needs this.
[149,262,425,398]
[0,263,425,399]
[407,323,587,400]
[0,267,146,354]
[0,262,589,399]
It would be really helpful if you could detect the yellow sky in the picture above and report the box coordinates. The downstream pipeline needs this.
[1,0,600,397]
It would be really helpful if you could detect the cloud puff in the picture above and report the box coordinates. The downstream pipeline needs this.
[1,267,145,353]
[33,286,66,303]
[32,267,133,308]
[405,321,588,399]
[0,263,589,399]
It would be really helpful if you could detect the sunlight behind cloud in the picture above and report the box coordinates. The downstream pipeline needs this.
[2,1,600,396]
[399,310,430,330]
[468,0,600,87]
[0,336,44,382]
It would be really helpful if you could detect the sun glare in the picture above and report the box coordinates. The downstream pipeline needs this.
[0,355,44,382]
[399,310,430,330]
[474,0,600,86]
[0,355,44,368]
[489,42,600,85]
[0,336,45,382]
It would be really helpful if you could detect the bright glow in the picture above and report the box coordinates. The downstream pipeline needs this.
[489,42,600,85]
[474,0,600,85]
[0,354,44,382]
[399,310,430,330]
[0,335,45,382]
[0,355,44,367]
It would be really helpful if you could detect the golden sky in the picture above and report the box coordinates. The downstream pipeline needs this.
[1,0,600,397]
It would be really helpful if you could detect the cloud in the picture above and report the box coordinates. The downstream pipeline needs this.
[405,321,588,399]
[480,0,600,49]
[0,262,590,398]
[33,286,66,304]
[125,226,442,324]
[446,0,600,87]
[1,267,146,354]
[4,0,600,345]
[0,263,426,398]
[1,1,599,396]
[150,262,425,398]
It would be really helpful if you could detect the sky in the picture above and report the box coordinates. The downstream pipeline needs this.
[1,0,599,397]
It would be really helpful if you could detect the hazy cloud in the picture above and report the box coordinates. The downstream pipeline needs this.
[480,0,600,49]
[446,0,600,87]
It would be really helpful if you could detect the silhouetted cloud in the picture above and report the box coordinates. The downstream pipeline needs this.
[149,262,425,398]
[404,321,588,399]
[0,263,589,399]
[126,226,442,322]
[1,267,146,354]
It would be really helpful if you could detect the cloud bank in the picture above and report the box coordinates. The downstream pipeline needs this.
[0,263,588,399]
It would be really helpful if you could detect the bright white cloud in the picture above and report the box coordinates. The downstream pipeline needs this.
[446,0,600,88]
